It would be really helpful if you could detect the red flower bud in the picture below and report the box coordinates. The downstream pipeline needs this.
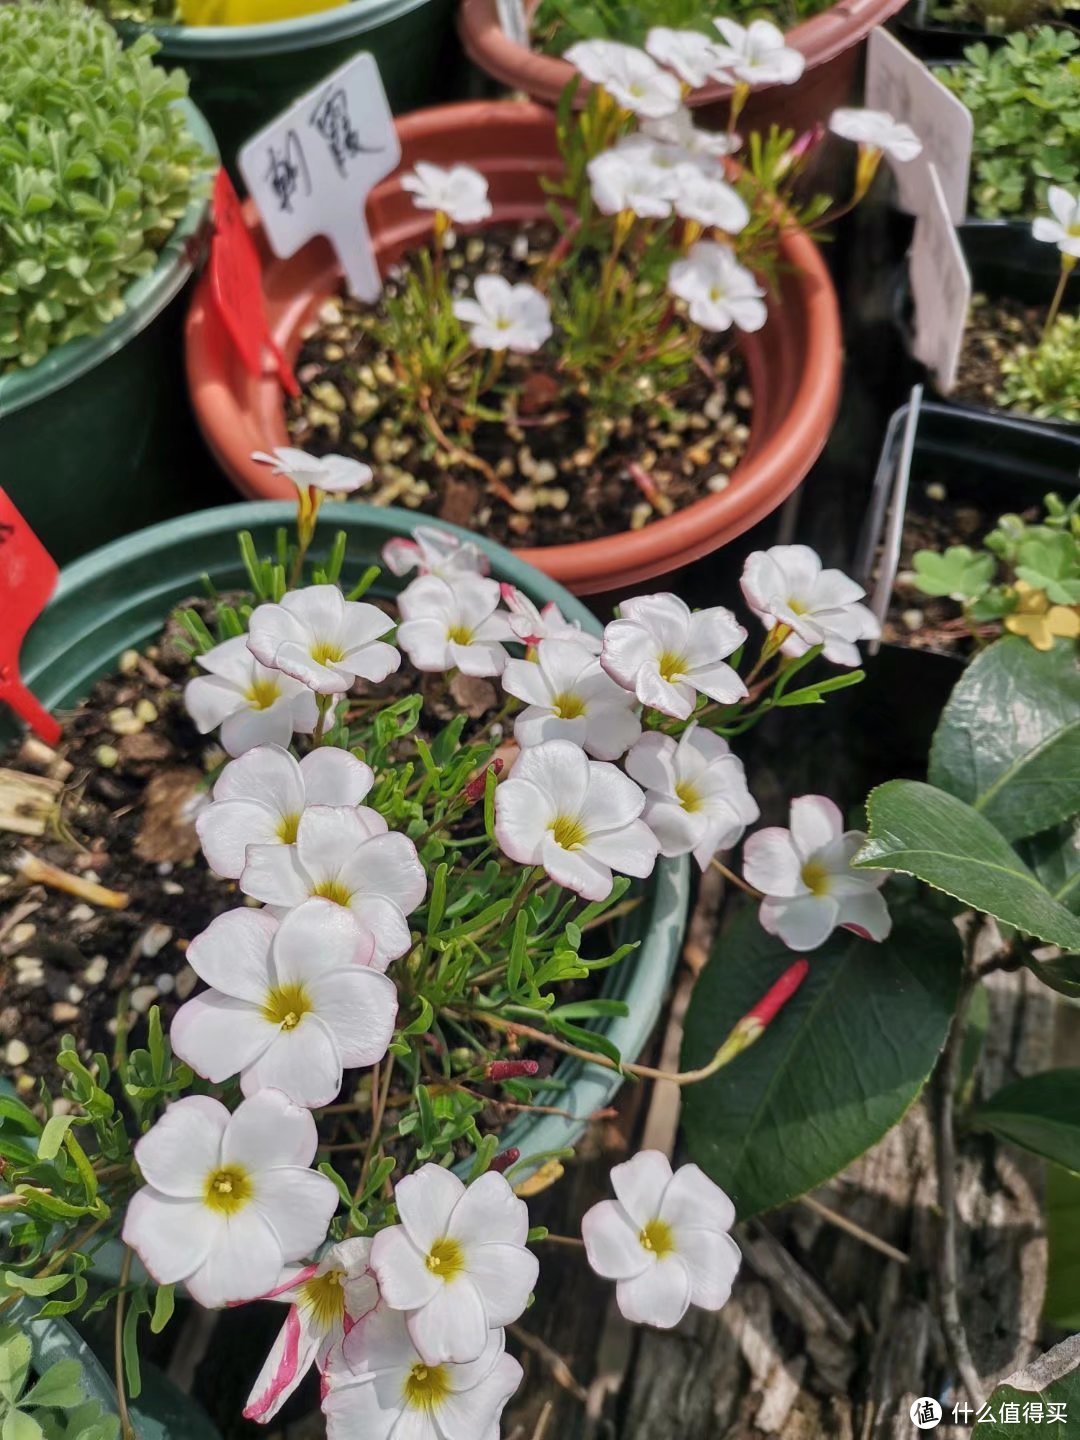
[462,757,504,804]
[487,1059,540,1082]
[489,1147,521,1174]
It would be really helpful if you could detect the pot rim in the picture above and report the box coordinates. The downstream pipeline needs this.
[115,0,434,56]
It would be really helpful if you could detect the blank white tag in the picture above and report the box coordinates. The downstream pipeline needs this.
[239,52,402,301]
[910,165,971,393]
[496,0,528,44]
[866,28,973,224]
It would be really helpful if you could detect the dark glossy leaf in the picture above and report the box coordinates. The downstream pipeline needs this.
[972,1069,1080,1171]
[1045,1164,1080,1331]
[1020,819,1080,915]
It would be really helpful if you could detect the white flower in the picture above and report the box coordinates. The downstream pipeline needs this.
[581,1152,740,1329]
[1033,184,1080,259]
[645,26,724,88]
[250,447,373,495]
[122,1089,337,1309]
[642,106,741,158]
[710,18,805,86]
[494,738,659,901]
[742,795,891,950]
[196,743,374,880]
[401,162,492,225]
[452,275,553,354]
[172,901,397,1108]
[396,573,514,677]
[740,544,880,666]
[244,1238,379,1424]
[565,40,681,118]
[588,148,675,220]
[382,526,489,580]
[323,1304,522,1440]
[828,108,922,163]
[370,1165,538,1365]
[499,583,602,653]
[673,165,749,233]
[184,636,319,758]
[240,804,426,969]
[247,586,400,696]
[601,593,747,720]
[667,240,766,333]
[625,725,759,868]
[502,638,642,761]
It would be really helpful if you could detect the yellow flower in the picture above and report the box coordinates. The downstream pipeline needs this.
[1004,581,1080,651]
[180,0,342,24]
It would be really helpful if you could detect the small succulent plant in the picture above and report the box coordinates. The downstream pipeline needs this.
[998,314,1080,424]
[940,29,1080,218]
[0,0,212,371]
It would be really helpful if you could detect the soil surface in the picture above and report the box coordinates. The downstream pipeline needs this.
[952,293,1044,417]
[285,221,753,551]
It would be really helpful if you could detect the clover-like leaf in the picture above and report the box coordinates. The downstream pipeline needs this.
[912,545,996,600]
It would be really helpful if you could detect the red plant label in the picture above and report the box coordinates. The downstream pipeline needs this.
[0,488,61,745]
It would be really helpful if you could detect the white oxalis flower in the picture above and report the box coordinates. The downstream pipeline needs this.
[323,1305,522,1440]
[503,638,642,761]
[673,165,749,233]
[196,743,374,880]
[452,275,553,354]
[582,1151,741,1329]
[494,738,659,901]
[601,593,747,720]
[711,18,805,86]
[396,573,514,677]
[381,525,489,580]
[247,585,400,696]
[250,447,373,495]
[370,1165,538,1365]
[742,794,891,950]
[828,107,922,163]
[122,1089,337,1309]
[401,162,493,225]
[588,147,675,220]
[499,583,602,653]
[740,544,880,666]
[244,1238,379,1424]
[642,106,741,157]
[645,26,724,88]
[171,900,397,1108]
[565,39,682,118]
[667,240,767,333]
[184,636,319,758]
[1033,184,1080,259]
[240,804,426,969]
[625,724,759,868]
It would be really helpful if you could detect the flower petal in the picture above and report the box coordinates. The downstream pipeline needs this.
[197,798,283,880]
[132,1094,228,1198]
[243,1305,320,1423]
[253,1165,339,1261]
[395,1164,466,1249]
[611,1150,672,1227]
[465,1244,538,1326]
[272,898,376,983]
[241,842,313,909]
[448,1172,529,1248]
[223,1089,319,1172]
[407,1275,488,1365]
[240,1017,343,1109]
[439,1352,523,1440]
[760,893,840,951]
[680,1227,742,1311]
[582,1199,649,1280]
[187,1207,285,1308]
[615,1254,692,1328]
[300,747,375,807]
[122,1189,217,1284]
[659,1162,736,1235]
[742,828,804,897]
[370,1225,441,1311]
[307,967,398,1068]
[171,992,276,1084]
[788,795,844,858]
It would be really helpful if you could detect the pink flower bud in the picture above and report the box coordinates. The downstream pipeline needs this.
[489,1147,521,1173]
[462,757,504,805]
[487,1059,540,1082]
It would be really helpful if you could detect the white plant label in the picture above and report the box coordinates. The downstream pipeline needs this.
[496,0,528,45]
[910,164,971,393]
[866,27,972,223]
[239,52,401,301]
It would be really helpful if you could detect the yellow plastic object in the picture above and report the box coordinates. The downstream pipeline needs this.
[179,0,344,26]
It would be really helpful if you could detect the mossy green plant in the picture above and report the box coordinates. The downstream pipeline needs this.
[0,0,212,371]
[998,314,1080,423]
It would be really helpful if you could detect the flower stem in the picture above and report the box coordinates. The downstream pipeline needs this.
[1042,256,1075,343]
[114,1247,135,1440]
[709,857,762,900]
[313,694,335,746]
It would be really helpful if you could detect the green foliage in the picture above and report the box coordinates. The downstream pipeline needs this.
[0,0,212,370]
[972,1069,1080,1171]
[680,903,962,1217]
[927,0,1062,34]
[532,0,834,55]
[1044,1164,1080,1330]
[977,1340,1080,1437]
[0,1326,118,1440]
[911,545,996,600]
[939,29,1080,218]
[999,314,1080,424]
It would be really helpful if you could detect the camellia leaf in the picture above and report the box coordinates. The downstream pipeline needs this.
[928,635,1080,842]
[680,904,961,1218]
[1019,819,1080,915]
[971,1069,1080,1172]
[855,781,1080,952]
[975,1334,1080,1437]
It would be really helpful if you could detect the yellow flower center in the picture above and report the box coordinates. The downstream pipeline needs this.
[245,676,281,711]
[446,623,473,645]
[424,1236,465,1281]
[657,650,687,683]
[552,691,586,720]
[313,877,353,907]
[262,979,313,1031]
[403,1362,452,1412]
[310,639,345,666]
[639,1218,675,1258]
[203,1165,253,1215]
[800,861,830,897]
[276,812,301,844]
[675,779,702,813]
[550,815,587,850]
[299,1269,346,1330]
[787,597,808,615]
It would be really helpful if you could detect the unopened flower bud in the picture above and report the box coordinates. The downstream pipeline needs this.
[487,1059,540,1083]
[489,1147,521,1174]
[462,757,504,805]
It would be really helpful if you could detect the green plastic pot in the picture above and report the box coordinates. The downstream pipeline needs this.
[0,101,227,569]
[11,500,689,1179]
[119,0,458,176]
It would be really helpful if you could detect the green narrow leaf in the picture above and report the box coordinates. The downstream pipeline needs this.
[972,1069,1080,1171]
[36,1115,76,1162]
[1045,1164,1080,1330]
[150,1284,174,1335]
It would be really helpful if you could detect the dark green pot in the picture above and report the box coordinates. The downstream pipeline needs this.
[0,101,229,569]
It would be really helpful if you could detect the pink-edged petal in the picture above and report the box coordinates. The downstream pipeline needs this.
[494,778,554,863]
[272,898,376,983]
[636,666,695,719]
[581,1199,649,1280]
[184,675,242,734]
[253,1165,339,1260]
[395,1165,465,1249]
[439,1352,523,1440]
[184,906,278,1001]
[760,893,839,951]
[339,832,426,917]
[581,761,646,832]
[132,1094,228,1197]
[643,797,704,858]
[171,992,275,1084]
[197,798,282,880]
[241,842,313,908]
[370,1226,441,1310]
[501,657,553,708]
[659,1162,735,1235]
[350,895,413,969]
[611,1150,672,1227]
[584,819,659,879]
[294,804,370,880]
[307,968,398,1068]
[624,731,679,793]
[615,1254,692,1328]
[186,1208,285,1308]
[214,744,304,809]
[788,795,844,858]
[837,888,892,942]
[448,1172,529,1248]
[742,827,804,897]
[685,660,747,705]
[407,1275,488,1365]
[122,1190,217,1284]
[220,703,297,758]
[341,640,402,685]
[223,1089,319,1171]
[509,740,590,815]
[243,1305,319,1423]
[300,748,375,807]
[240,1018,343,1109]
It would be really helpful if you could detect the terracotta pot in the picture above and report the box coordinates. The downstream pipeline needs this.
[186,100,842,594]
[457,0,909,135]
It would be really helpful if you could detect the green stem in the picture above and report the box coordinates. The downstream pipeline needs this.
[1042,258,1075,343]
